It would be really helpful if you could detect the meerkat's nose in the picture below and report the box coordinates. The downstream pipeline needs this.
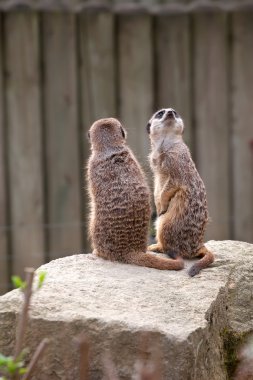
[167,110,175,119]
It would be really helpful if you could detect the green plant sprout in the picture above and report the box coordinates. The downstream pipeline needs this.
[0,351,28,379]
[0,268,48,380]
[11,271,47,292]
[10,277,26,291]
[37,272,47,290]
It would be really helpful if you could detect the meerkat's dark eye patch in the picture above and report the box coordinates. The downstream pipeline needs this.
[155,110,165,119]
[120,126,126,139]
[146,122,151,134]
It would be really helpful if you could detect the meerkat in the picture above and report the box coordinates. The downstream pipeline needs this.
[87,117,184,271]
[146,108,214,276]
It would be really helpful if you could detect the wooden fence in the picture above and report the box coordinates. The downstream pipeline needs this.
[0,10,253,293]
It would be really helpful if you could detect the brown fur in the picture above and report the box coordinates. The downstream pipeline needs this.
[87,117,184,271]
[146,108,214,276]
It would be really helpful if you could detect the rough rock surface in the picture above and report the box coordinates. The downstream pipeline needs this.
[0,240,253,379]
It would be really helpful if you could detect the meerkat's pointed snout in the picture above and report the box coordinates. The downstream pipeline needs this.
[167,110,174,118]
[165,109,178,120]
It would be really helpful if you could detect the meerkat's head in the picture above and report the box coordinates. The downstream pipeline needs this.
[88,117,127,152]
[146,108,184,143]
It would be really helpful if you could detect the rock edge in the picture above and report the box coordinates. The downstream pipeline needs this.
[0,240,253,379]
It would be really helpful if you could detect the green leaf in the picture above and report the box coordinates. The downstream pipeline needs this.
[37,271,47,289]
[0,354,26,375]
[6,360,17,374]
[11,276,26,290]
[0,353,9,366]
[18,367,27,375]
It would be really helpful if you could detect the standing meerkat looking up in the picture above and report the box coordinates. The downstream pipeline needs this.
[87,117,184,270]
[146,108,214,276]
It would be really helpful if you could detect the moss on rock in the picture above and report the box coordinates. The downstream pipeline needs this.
[222,328,249,379]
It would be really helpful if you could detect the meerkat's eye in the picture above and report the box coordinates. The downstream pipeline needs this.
[146,122,151,134]
[120,126,126,139]
[155,110,165,119]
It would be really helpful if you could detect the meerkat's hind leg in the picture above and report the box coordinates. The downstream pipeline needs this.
[147,243,164,253]
[188,245,215,277]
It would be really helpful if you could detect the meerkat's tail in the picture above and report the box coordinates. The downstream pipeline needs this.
[188,246,214,277]
[126,251,184,271]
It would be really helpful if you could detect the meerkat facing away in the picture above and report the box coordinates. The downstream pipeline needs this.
[87,117,184,270]
[146,108,214,276]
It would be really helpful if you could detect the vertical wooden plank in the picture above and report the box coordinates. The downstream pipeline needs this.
[155,15,193,151]
[232,13,253,243]
[0,15,8,294]
[194,13,230,240]
[79,11,116,250]
[118,15,153,171]
[5,13,44,275]
[43,14,82,259]
[79,12,116,123]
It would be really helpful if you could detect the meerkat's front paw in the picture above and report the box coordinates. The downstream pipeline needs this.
[148,244,164,253]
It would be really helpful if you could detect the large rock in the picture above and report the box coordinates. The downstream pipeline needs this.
[0,241,253,379]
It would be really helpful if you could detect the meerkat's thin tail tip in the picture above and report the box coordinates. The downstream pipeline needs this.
[188,265,201,277]
[188,247,215,277]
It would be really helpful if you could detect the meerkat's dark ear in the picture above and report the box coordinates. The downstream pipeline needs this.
[120,126,127,140]
[87,131,90,140]
[146,122,151,134]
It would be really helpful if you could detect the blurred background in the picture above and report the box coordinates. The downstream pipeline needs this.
[0,0,253,293]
